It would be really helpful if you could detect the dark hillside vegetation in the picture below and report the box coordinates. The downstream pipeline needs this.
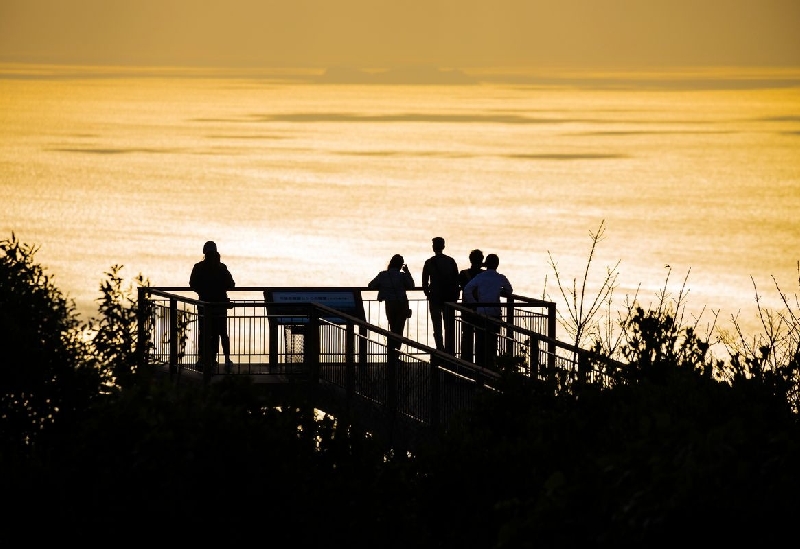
[2,232,798,546]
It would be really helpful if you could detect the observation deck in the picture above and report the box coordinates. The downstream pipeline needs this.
[138,286,622,450]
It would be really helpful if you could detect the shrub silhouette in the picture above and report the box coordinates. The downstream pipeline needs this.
[0,233,103,454]
[3,231,800,546]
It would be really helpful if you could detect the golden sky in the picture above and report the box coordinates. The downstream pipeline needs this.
[1,0,798,68]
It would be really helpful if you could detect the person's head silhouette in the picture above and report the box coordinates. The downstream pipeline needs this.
[432,237,445,253]
[469,249,484,267]
[203,241,217,255]
[484,253,499,270]
[389,254,404,270]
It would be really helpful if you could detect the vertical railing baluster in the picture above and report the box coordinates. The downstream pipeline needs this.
[201,304,213,384]
[505,295,515,353]
[137,287,147,371]
[531,335,541,379]
[386,336,397,418]
[268,308,278,373]
[307,305,320,384]
[169,297,178,377]
[547,301,557,371]
[430,359,440,429]
[345,320,355,406]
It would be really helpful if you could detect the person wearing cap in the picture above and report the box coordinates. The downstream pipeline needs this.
[462,253,513,368]
[190,241,236,373]
[421,237,460,353]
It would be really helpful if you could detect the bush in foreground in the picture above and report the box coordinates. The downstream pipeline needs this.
[2,232,799,547]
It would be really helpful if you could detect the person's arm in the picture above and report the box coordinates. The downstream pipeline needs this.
[189,265,199,290]
[224,265,235,289]
[501,276,513,297]
[448,259,460,299]
[462,277,477,303]
[368,272,382,290]
[458,271,467,290]
[403,270,415,289]
[421,260,431,296]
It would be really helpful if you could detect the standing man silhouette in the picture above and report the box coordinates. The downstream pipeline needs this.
[421,237,460,353]
[190,241,236,374]
[458,249,485,362]
[462,253,512,368]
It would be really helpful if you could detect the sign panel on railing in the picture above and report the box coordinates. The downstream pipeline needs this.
[264,288,366,324]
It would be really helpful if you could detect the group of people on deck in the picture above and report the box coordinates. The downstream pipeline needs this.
[368,236,513,368]
[190,236,513,371]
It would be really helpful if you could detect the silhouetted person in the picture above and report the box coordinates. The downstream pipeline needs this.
[190,241,235,373]
[462,253,512,368]
[458,248,485,362]
[368,254,415,361]
[421,236,460,353]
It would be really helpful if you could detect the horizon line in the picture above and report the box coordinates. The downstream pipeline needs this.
[3,63,800,90]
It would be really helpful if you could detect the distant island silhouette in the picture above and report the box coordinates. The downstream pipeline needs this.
[3,65,798,91]
[317,66,476,85]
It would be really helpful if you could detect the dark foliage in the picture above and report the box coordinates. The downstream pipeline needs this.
[2,232,799,547]
[90,264,152,389]
[0,233,103,455]
[5,377,414,543]
[414,366,800,548]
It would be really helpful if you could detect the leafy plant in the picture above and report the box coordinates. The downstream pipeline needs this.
[0,233,103,452]
[89,264,152,389]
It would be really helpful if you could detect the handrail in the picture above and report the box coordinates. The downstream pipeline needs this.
[303,300,502,436]
[138,286,623,447]
[138,286,608,377]
[139,285,617,383]
[310,301,500,378]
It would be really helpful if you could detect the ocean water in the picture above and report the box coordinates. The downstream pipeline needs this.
[1,68,799,341]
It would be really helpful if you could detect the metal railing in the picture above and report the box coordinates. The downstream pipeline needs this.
[308,303,501,432]
[138,286,556,375]
[137,286,624,442]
